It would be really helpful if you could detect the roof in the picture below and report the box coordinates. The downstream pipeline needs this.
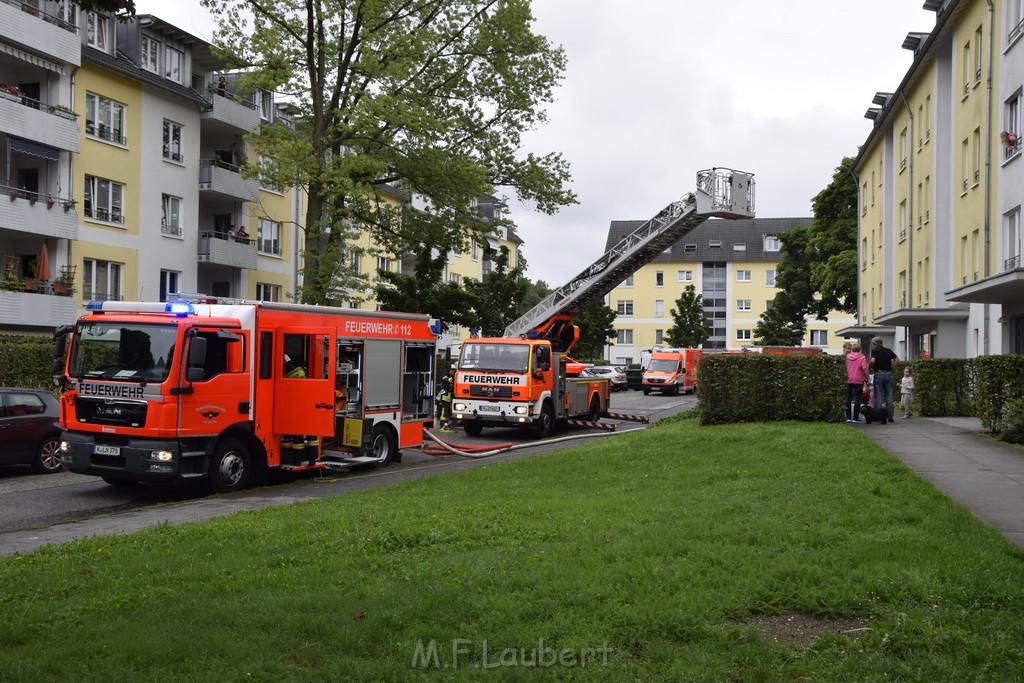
[82,46,209,109]
[603,216,813,263]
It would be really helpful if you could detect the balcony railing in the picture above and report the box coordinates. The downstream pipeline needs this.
[1006,254,1021,271]
[83,206,124,224]
[0,0,78,33]
[85,122,126,146]
[161,220,182,237]
[0,88,77,121]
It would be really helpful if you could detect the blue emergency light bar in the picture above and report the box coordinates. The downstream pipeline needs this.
[166,302,196,316]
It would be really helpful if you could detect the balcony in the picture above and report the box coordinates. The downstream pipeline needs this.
[0,287,77,328]
[0,90,80,152]
[199,159,258,202]
[0,186,77,239]
[197,232,257,270]
[200,88,260,135]
[0,1,80,66]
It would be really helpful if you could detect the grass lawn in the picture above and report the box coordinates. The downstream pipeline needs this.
[2,414,1024,680]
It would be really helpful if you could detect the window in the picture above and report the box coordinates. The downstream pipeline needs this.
[163,120,182,162]
[259,156,282,192]
[448,273,462,285]
[141,35,160,73]
[259,90,273,121]
[86,13,109,51]
[708,240,722,248]
[973,127,982,184]
[655,271,664,287]
[616,329,633,345]
[161,195,182,236]
[1012,0,1024,42]
[733,243,746,252]
[962,137,970,191]
[85,93,125,144]
[683,243,697,252]
[655,329,664,345]
[83,258,122,301]
[84,175,124,224]
[811,330,828,346]
[621,274,634,287]
[1007,208,1021,270]
[616,300,634,316]
[766,270,776,287]
[1005,92,1022,159]
[736,329,752,341]
[655,300,664,317]
[736,270,751,282]
[256,283,281,302]
[736,299,751,311]
[899,128,908,169]
[764,235,780,251]
[677,270,693,282]
[257,219,282,255]
[159,270,179,302]
[349,251,361,274]
[376,256,392,273]
[164,45,183,83]
[899,200,908,240]
[471,240,478,260]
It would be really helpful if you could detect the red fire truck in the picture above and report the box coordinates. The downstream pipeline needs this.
[53,299,437,491]
[452,168,755,436]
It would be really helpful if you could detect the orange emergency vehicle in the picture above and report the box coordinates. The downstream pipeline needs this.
[642,348,702,395]
[53,298,437,491]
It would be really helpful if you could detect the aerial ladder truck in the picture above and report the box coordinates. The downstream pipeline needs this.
[451,168,755,437]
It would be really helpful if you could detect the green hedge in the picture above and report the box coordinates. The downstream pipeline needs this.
[0,334,57,390]
[972,355,1024,435]
[697,354,845,425]
[910,358,974,418]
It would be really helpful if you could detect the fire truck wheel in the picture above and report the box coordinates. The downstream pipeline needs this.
[370,425,396,467]
[533,403,554,439]
[587,396,601,422]
[462,421,483,437]
[210,438,250,492]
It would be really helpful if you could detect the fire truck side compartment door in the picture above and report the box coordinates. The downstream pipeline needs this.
[273,328,335,436]
[364,339,401,410]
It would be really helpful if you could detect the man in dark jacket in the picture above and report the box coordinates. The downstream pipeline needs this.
[869,337,899,423]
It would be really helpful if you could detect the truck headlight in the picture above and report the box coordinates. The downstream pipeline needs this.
[453,402,467,411]
[150,450,174,462]
[60,441,71,452]
[513,406,529,415]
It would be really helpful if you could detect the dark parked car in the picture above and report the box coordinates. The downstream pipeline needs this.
[586,366,628,391]
[0,388,63,474]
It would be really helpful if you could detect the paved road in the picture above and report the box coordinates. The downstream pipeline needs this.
[0,389,695,554]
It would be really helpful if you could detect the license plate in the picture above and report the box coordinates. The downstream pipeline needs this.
[93,445,121,456]
[479,405,499,412]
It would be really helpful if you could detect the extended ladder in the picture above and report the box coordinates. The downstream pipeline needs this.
[503,168,755,341]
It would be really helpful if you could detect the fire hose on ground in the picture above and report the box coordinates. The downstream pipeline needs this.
[421,425,635,459]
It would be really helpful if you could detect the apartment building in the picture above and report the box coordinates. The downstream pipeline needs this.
[604,217,857,366]
[851,0,1024,358]
[0,7,302,335]
[0,0,80,332]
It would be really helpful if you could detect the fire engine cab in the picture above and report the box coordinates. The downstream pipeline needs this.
[53,298,437,491]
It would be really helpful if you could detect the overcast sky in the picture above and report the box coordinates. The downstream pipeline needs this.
[136,0,934,287]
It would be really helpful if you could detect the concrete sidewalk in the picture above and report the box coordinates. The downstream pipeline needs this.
[852,415,1024,548]
[3,415,1024,556]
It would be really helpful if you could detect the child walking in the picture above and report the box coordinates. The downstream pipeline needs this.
[900,366,914,418]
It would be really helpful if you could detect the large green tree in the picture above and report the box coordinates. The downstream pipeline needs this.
[77,0,136,17]
[753,298,807,346]
[203,0,576,305]
[774,156,859,320]
[665,285,708,349]
[572,303,617,361]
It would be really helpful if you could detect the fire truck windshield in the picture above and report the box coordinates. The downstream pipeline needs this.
[647,359,679,372]
[69,322,178,382]
[458,342,530,374]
